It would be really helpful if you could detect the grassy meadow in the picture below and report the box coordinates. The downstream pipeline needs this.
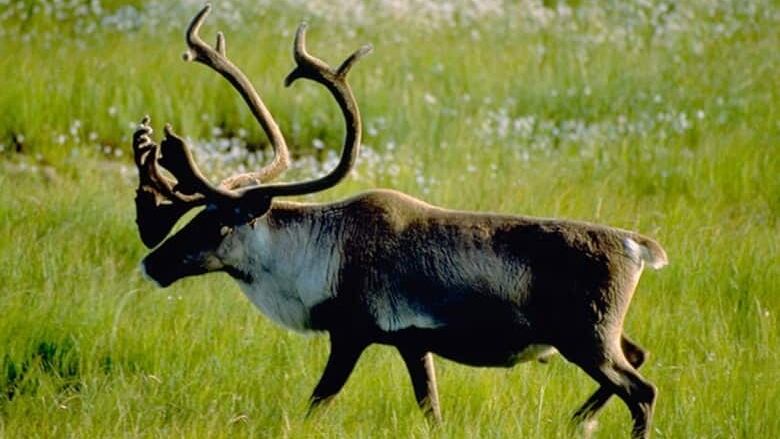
[1,0,778,437]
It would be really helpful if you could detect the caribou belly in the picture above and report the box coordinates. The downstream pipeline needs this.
[432,339,557,367]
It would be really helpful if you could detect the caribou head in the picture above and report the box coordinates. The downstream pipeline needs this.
[134,4,370,287]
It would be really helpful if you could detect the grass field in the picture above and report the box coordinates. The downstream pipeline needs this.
[1,1,778,437]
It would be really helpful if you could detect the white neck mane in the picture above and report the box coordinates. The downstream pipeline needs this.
[223,214,342,332]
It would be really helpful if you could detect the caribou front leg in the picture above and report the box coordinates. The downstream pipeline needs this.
[307,333,368,416]
[397,347,442,423]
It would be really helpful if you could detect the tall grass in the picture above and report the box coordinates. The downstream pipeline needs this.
[1,1,778,437]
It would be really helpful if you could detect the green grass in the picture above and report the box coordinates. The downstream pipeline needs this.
[1,1,778,437]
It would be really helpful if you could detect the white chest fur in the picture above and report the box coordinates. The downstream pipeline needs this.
[222,219,340,332]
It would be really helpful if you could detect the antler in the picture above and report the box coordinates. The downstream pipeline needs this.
[133,4,371,248]
[238,22,372,201]
[184,3,290,189]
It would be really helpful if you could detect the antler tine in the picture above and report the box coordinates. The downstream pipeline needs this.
[284,23,373,87]
[183,4,290,190]
[134,117,186,203]
[282,23,330,85]
[336,44,374,78]
[215,32,226,56]
[238,23,372,202]
[158,124,236,199]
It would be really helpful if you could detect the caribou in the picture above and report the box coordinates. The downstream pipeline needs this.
[133,5,667,438]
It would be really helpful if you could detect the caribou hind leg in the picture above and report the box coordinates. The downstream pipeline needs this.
[564,338,656,439]
[572,335,648,423]
[397,347,442,423]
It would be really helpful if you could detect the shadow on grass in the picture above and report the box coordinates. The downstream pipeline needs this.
[2,337,81,401]
[1,336,148,404]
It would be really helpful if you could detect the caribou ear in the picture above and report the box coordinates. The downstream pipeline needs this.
[241,195,272,223]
